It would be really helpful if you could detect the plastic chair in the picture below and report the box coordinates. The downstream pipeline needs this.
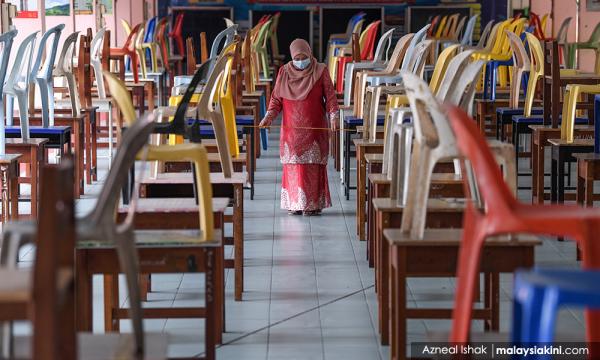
[328,18,365,80]
[336,20,380,93]
[342,28,394,106]
[434,15,448,38]
[53,31,81,117]
[427,16,440,37]
[169,12,185,56]
[567,22,600,71]
[4,31,38,140]
[110,23,142,83]
[156,17,171,73]
[555,17,572,66]
[252,19,273,80]
[141,17,158,72]
[352,32,414,119]
[460,15,479,47]
[209,24,238,70]
[327,12,366,58]
[0,30,17,154]
[445,104,600,350]
[224,18,235,28]
[512,268,600,358]
[30,24,64,128]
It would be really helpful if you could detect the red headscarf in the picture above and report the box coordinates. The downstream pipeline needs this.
[273,38,326,101]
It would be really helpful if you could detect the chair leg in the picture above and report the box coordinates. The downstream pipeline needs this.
[16,94,29,141]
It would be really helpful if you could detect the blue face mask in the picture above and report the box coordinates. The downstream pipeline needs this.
[293,58,311,70]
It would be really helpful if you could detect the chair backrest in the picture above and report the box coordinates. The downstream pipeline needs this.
[5,31,38,94]
[381,32,414,73]
[103,71,136,125]
[443,14,460,38]
[372,28,394,63]
[216,44,240,158]
[523,33,544,117]
[30,24,64,82]
[482,21,503,52]
[587,22,600,44]
[452,15,467,40]
[435,49,475,101]
[54,31,81,116]
[79,113,155,358]
[435,15,448,38]
[0,30,17,98]
[429,44,459,95]
[405,39,433,77]
[343,12,366,41]
[455,59,486,116]
[224,18,235,28]
[446,105,517,220]
[121,19,132,35]
[144,17,157,43]
[428,15,440,37]
[506,30,530,108]
[360,20,380,60]
[32,161,76,360]
[90,28,107,98]
[556,17,572,44]
[460,14,479,46]
[476,20,495,48]
[401,24,430,70]
[196,54,234,177]
[156,17,170,72]
[210,24,239,60]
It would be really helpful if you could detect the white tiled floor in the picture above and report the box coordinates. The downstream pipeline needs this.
[13,122,585,359]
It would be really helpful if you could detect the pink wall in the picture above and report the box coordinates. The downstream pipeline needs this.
[532,0,597,72]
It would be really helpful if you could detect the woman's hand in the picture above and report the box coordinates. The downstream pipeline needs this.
[329,113,339,133]
[259,116,273,129]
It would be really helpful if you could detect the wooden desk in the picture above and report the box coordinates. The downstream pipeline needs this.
[139,172,246,301]
[0,154,21,222]
[373,198,464,346]
[354,139,384,241]
[383,228,540,360]
[6,139,48,218]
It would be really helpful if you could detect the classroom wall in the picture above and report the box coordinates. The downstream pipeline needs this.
[531,0,597,72]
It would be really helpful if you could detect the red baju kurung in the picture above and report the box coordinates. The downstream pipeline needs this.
[265,68,339,212]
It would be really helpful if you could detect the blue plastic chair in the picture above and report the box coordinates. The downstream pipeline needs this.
[259,93,268,150]
[329,12,366,46]
[512,268,600,359]
[143,17,157,65]
[0,30,18,154]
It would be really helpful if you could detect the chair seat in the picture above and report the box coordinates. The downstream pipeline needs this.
[6,126,71,136]
[15,333,168,360]
[496,107,542,116]
[511,115,588,124]
[0,269,30,303]
[235,115,255,126]
[519,268,600,297]
[344,115,384,126]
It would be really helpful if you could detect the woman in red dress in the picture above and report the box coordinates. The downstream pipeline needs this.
[259,39,339,216]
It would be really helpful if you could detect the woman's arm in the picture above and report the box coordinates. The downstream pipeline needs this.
[322,70,340,129]
[259,69,284,127]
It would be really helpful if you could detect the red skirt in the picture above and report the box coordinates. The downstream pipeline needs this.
[281,164,331,211]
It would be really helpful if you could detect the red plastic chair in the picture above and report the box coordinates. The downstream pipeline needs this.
[169,12,184,56]
[529,12,546,40]
[156,17,171,73]
[335,20,380,93]
[110,23,142,83]
[428,15,440,37]
[445,104,600,357]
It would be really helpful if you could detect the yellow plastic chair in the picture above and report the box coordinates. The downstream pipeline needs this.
[103,71,137,126]
[540,14,549,38]
[434,15,448,38]
[442,14,460,39]
[142,144,214,241]
[215,43,240,158]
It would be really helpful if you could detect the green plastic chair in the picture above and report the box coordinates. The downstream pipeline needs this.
[253,19,273,80]
[567,22,600,72]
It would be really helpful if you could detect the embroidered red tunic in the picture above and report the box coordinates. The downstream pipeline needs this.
[265,68,339,211]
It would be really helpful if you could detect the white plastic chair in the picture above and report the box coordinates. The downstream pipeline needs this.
[4,31,38,141]
[0,30,17,154]
[30,24,64,128]
[53,31,81,117]
[342,28,394,106]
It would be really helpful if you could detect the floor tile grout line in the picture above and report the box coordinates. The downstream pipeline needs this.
[308,216,326,360]
[212,284,375,351]
[329,163,385,360]
[266,124,280,360]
